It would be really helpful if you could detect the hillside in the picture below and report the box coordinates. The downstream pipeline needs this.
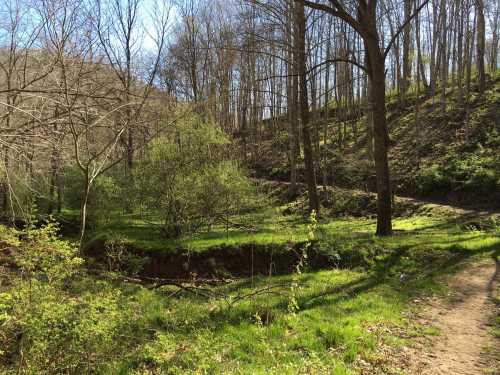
[250,74,500,209]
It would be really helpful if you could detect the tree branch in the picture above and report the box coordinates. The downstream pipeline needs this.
[308,57,368,75]
[303,0,364,37]
[383,0,431,59]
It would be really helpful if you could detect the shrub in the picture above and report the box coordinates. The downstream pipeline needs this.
[464,168,498,194]
[104,234,148,275]
[414,164,452,196]
[62,167,123,226]
[0,224,155,374]
[134,116,265,238]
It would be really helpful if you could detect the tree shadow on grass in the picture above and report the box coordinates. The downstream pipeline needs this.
[149,230,499,338]
[297,239,499,313]
[394,211,500,234]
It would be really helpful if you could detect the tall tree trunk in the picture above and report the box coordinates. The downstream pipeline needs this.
[456,0,464,104]
[286,0,298,197]
[416,10,428,90]
[415,2,422,134]
[429,0,440,97]
[365,35,392,236]
[475,0,486,95]
[322,32,331,187]
[465,12,476,101]
[440,0,447,111]
[365,72,374,161]
[490,10,499,71]
[401,0,412,105]
[295,0,319,214]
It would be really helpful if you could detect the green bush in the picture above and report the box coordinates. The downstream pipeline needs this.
[414,153,499,197]
[464,168,498,194]
[104,233,148,275]
[0,224,157,374]
[62,167,123,226]
[134,116,265,238]
[414,164,452,196]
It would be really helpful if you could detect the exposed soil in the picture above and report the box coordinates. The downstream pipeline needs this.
[84,240,348,279]
[406,259,500,375]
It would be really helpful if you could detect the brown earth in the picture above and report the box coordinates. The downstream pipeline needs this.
[406,259,500,375]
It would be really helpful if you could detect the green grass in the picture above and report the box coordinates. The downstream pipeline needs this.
[90,267,411,374]
[87,207,311,251]
[79,212,500,374]
[87,203,498,254]
[4,209,499,374]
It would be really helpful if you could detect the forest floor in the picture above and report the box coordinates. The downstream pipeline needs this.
[5,195,500,373]
[402,259,500,375]
[69,179,500,374]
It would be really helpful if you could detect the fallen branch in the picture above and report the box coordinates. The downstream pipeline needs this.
[93,271,290,308]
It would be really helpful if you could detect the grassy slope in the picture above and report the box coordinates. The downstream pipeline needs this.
[386,73,500,201]
[86,198,497,254]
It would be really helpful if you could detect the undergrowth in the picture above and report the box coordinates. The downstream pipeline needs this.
[1,211,499,374]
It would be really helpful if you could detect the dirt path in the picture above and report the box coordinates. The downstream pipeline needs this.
[407,260,500,375]
[253,177,500,218]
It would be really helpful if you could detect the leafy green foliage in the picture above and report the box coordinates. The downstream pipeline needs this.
[62,166,123,226]
[133,116,264,238]
[414,153,499,196]
[0,225,161,374]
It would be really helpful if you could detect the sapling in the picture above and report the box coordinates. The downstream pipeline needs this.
[287,210,317,316]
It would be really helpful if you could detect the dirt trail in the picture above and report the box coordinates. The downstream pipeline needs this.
[254,178,500,217]
[407,260,500,375]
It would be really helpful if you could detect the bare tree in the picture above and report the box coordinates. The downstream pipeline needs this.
[303,0,430,235]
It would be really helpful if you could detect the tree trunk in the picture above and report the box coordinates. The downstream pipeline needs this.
[415,2,422,134]
[475,0,486,95]
[322,34,331,187]
[490,10,499,71]
[296,0,319,214]
[456,0,464,104]
[287,0,298,198]
[365,37,392,236]
[429,0,440,96]
[401,0,412,105]
[366,76,374,161]
[48,147,58,215]
[78,175,92,249]
[440,0,447,111]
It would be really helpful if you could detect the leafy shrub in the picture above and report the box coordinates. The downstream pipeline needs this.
[463,168,498,194]
[0,224,158,374]
[9,221,83,284]
[104,234,148,275]
[62,167,123,226]
[414,164,452,196]
[134,116,265,238]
